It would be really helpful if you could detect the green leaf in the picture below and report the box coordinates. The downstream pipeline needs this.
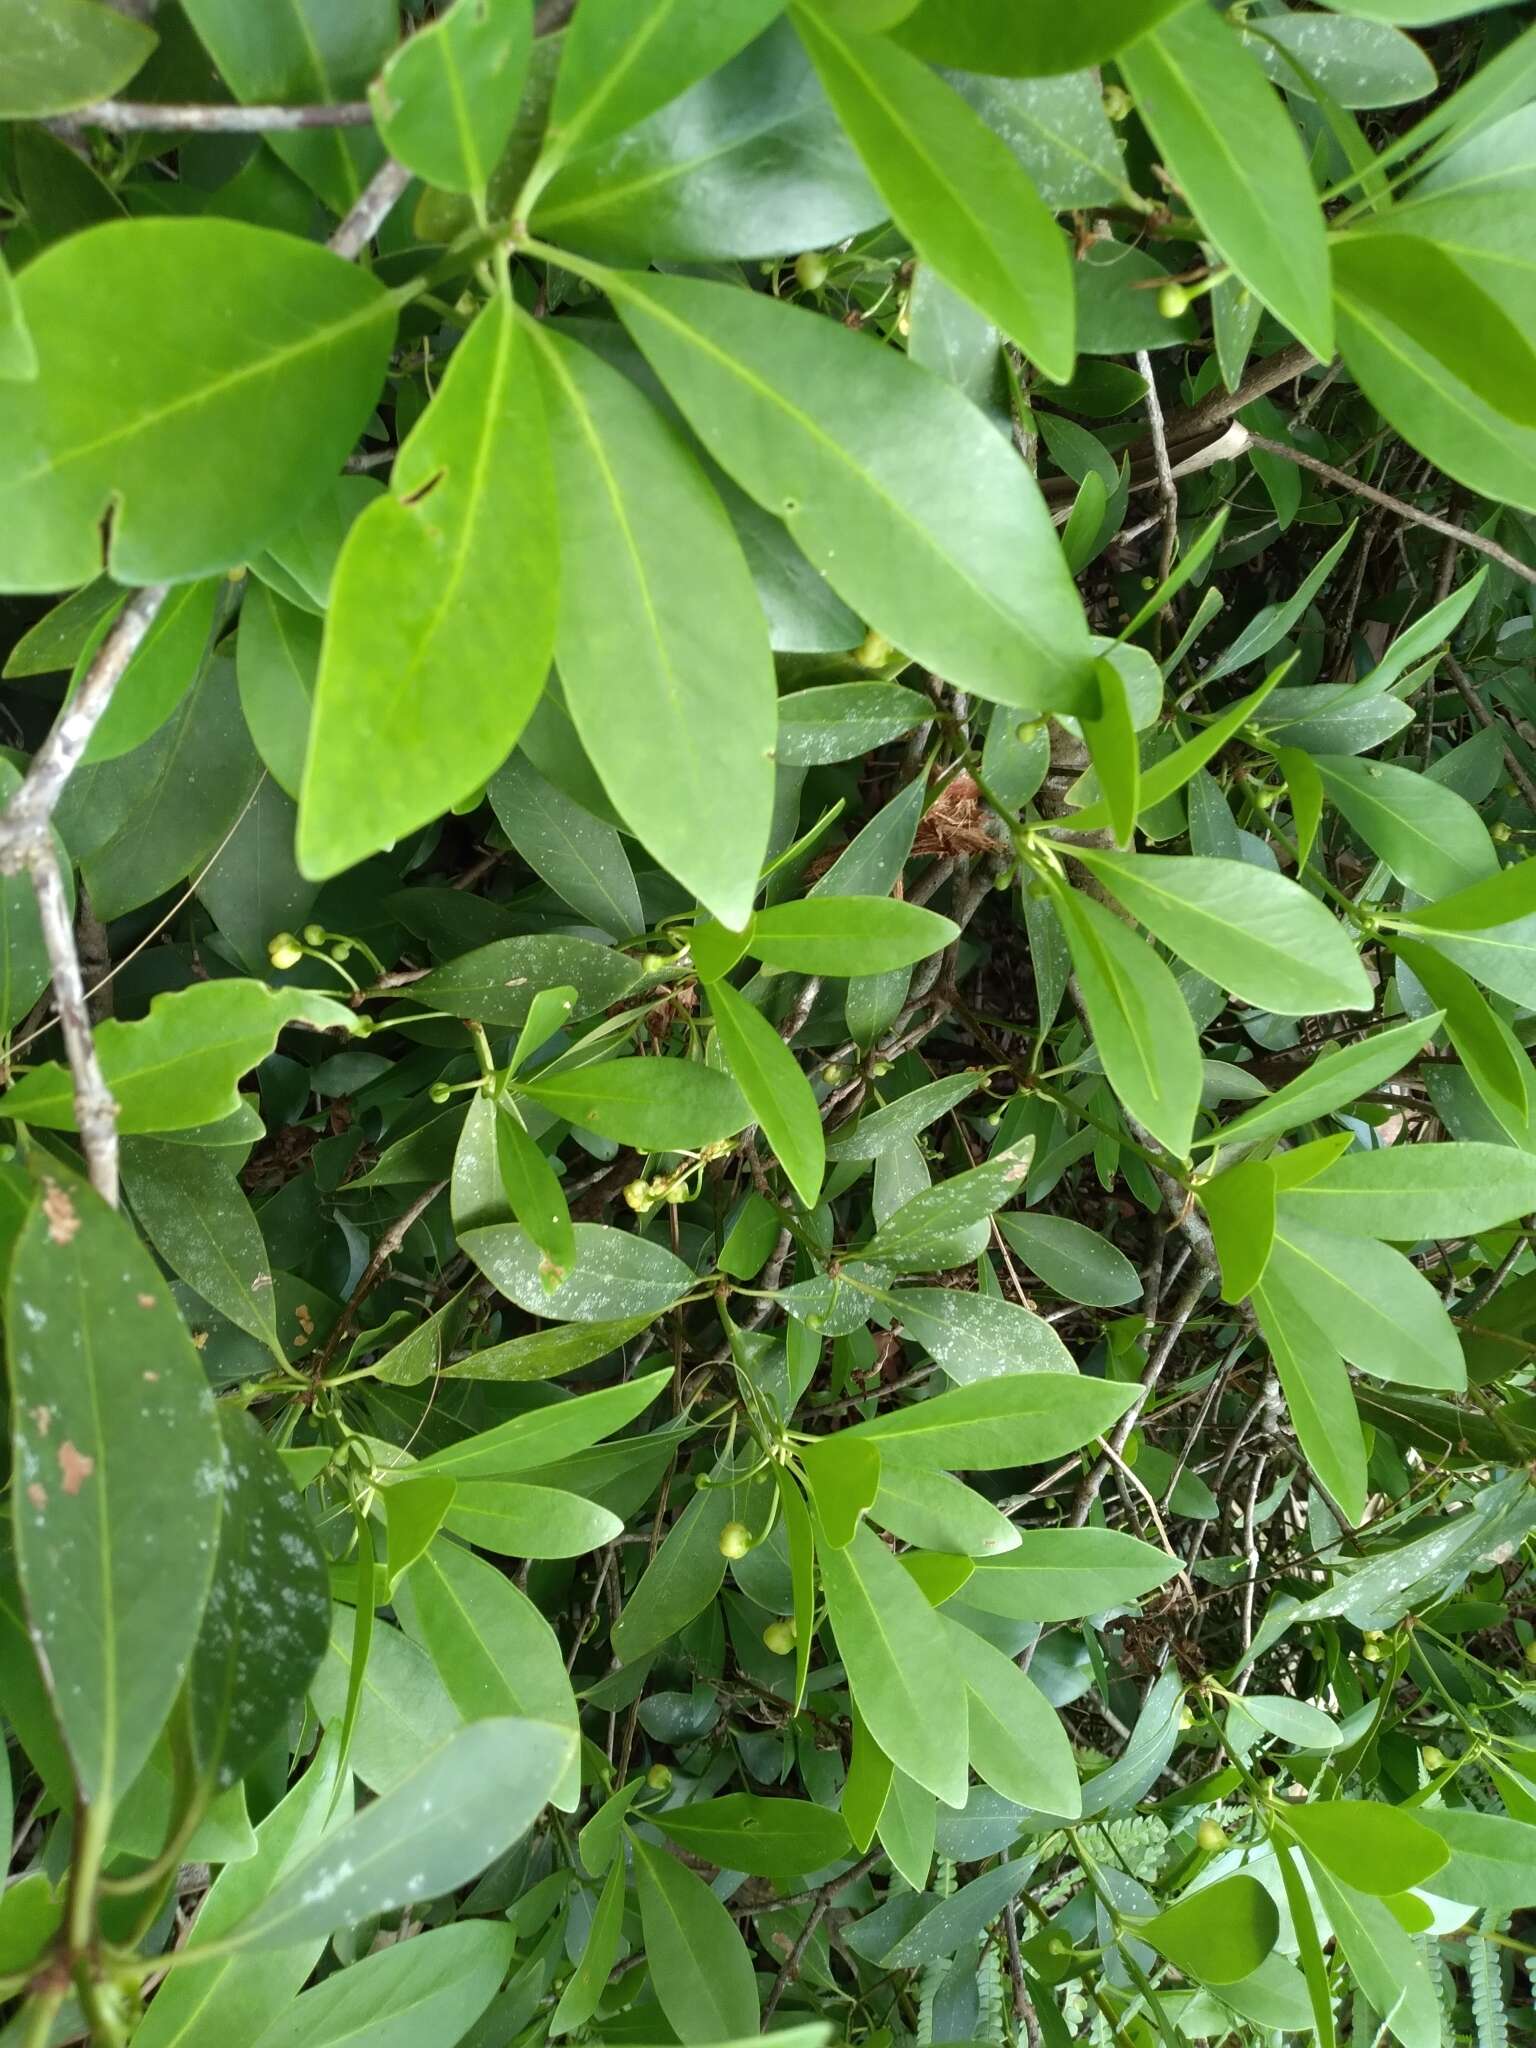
[383,1473,457,1590]
[1252,1274,1367,1522]
[858,1135,1034,1269]
[825,1070,984,1161]
[251,1920,514,2048]
[224,1718,574,1948]
[395,1538,581,1810]
[840,1371,1136,1470]
[441,1311,659,1382]
[409,935,646,1028]
[610,1465,738,1663]
[817,1522,969,1806]
[870,1465,1020,1557]
[1417,1809,1536,1913]
[533,19,884,264]
[300,294,557,878]
[995,1212,1140,1307]
[1394,939,1530,1138]
[1197,1014,1442,1151]
[1208,522,1357,683]
[706,977,824,1208]
[0,0,157,117]
[1317,753,1498,901]
[746,895,958,976]
[775,682,931,767]
[1240,1695,1344,1751]
[1244,12,1437,108]
[1199,1154,1277,1305]
[7,1165,222,1808]
[1070,850,1372,1015]
[794,7,1073,379]
[799,1434,882,1547]
[443,1479,623,1560]
[550,1852,626,2035]
[522,1054,749,1151]
[187,1410,330,1792]
[0,220,394,591]
[2,981,355,1134]
[178,0,390,211]
[371,0,531,194]
[961,1529,1178,1622]
[776,1466,817,1711]
[630,1830,761,2044]
[236,583,318,800]
[656,1792,851,1878]
[1267,1210,1466,1390]
[415,1369,673,1480]
[76,578,221,764]
[462,1221,694,1321]
[531,319,775,928]
[940,1620,1079,1816]
[892,0,1192,76]
[1304,1858,1440,2048]
[1398,856,1536,935]
[1283,1799,1450,1897]
[1052,882,1202,1158]
[609,268,1095,711]
[877,1286,1075,1378]
[1280,1142,1536,1241]
[1081,653,1139,847]
[492,1099,577,1288]
[1137,1874,1279,1987]
[1118,6,1332,360]
[120,1138,281,1361]
[489,752,644,940]
[547,0,787,157]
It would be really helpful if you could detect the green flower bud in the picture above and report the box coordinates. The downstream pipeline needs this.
[1101,84,1132,121]
[1492,820,1514,844]
[428,1080,452,1105]
[1158,282,1191,321]
[623,1179,654,1213]
[855,627,894,670]
[267,932,304,971]
[641,951,670,974]
[1196,1819,1228,1853]
[794,250,830,292]
[820,1061,850,1086]
[763,1618,796,1656]
[1421,1746,1447,1772]
[870,1058,893,1078]
[1525,1641,1536,1668]
[646,1763,673,1792]
[719,1521,753,1560]
[302,923,327,947]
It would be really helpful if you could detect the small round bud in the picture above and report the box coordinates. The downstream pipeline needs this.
[1196,1819,1228,1853]
[330,941,352,963]
[984,1108,1003,1127]
[870,1058,893,1078]
[1524,1640,1536,1669]
[267,932,304,971]
[1492,820,1514,845]
[1421,1746,1447,1772]
[641,951,670,974]
[856,627,894,670]
[1362,1639,1387,1662]
[1102,84,1132,121]
[302,923,327,947]
[794,250,830,292]
[719,1521,753,1560]
[820,1061,850,1086]
[623,1178,654,1213]
[763,1618,796,1656]
[1158,282,1191,320]
[663,1180,687,1204]
[805,1314,825,1333]
[428,1080,452,1105]
[646,1763,673,1793]
[1014,719,1045,745]
[1140,575,1157,591]
[1362,1629,1385,1644]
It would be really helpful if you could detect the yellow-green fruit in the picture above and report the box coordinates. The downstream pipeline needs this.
[719,1521,753,1560]
[763,1618,796,1656]
[646,1763,673,1792]
[1196,1819,1228,1853]
[795,250,830,291]
[1158,282,1190,320]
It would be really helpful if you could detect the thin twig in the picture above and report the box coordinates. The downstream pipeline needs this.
[51,98,373,133]
[1136,349,1179,587]
[311,1181,448,1378]
[327,157,412,263]
[29,849,121,1204]
[1245,432,1536,589]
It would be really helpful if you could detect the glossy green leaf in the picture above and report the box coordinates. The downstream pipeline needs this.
[1283,1799,1450,1896]
[443,1479,623,1559]
[996,1211,1140,1307]
[120,1138,281,1360]
[492,1099,576,1285]
[523,1054,749,1150]
[532,318,775,928]
[746,895,958,975]
[775,683,931,767]
[250,1919,514,2048]
[1316,753,1497,900]
[1397,855,1536,934]
[463,1221,694,1321]
[415,1368,673,1479]
[1071,849,1372,1015]
[1252,1274,1367,1523]
[1053,881,1203,1159]
[546,0,787,157]
[489,751,644,939]
[410,935,646,1028]
[1244,12,1437,107]
[0,0,156,115]
[824,1070,984,1161]
[795,7,1073,378]
[1281,1141,1536,1241]
[0,220,394,591]
[870,1465,1020,1557]
[817,1522,969,1806]
[630,1829,761,2043]
[610,1464,738,1662]
[550,1852,626,2036]
[858,1136,1033,1270]
[1417,1809,1536,1912]
[1199,1154,1278,1305]
[610,269,1095,711]
[1267,1210,1466,1389]
[878,1285,1075,1378]
[841,1371,1135,1470]
[7,1166,223,1808]
[706,976,824,1208]
[1081,653,1139,846]
[892,0,1192,76]
[961,1529,1179,1622]
[371,0,531,193]
[941,1619,1079,1816]
[1118,6,1332,360]
[799,1433,881,1547]
[225,1718,574,1948]
[1198,1014,1442,1151]
[236,582,318,800]
[657,1792,851,1877]
[1137,1874,1279,1986]
[1305,1858,1440,2048]
[301,294,557,877]
[1241,1694,1344,1751]
[2,981,355,1134]
[383,1473,457,1590]
[441,1310,659,1381]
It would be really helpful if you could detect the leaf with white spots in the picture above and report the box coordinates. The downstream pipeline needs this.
[221,1716,575,1949]
[186,1409,331,1791]
[6,1160,224,1811]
